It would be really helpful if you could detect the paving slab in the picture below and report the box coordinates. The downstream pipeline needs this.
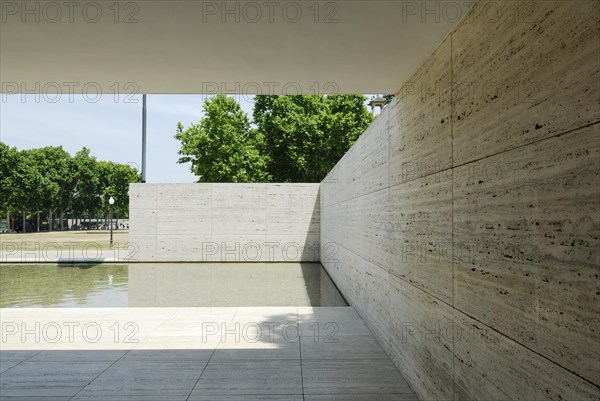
[189,360,303,397]
[72,360,207,399]
[301,334,389,360]
[0,361,112,397]
[302,359,414,395]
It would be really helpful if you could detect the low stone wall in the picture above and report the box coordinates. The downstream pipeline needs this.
[128,183,320,262]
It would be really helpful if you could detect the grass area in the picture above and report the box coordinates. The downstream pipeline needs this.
[0,230,129,251]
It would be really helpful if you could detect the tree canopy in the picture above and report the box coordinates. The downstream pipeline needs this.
[176,94,374,183]
[0,143,140,231]
[175,95,271,182]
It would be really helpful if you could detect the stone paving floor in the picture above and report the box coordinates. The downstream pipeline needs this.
[0,307,418,401]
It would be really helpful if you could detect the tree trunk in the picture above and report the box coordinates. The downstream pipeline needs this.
[115,215,119,230]
[37,212,40,232]
[22,210,26,233]
[48,210,53,231]
[60,212,64,231]
[7,210,10,231]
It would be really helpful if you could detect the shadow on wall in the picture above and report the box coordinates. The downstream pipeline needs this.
[298,194,321,261]
[300,262,348,307]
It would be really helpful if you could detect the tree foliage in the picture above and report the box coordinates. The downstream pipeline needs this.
[175,95,271,183]
[0,143,19,213]
[0,143,141,230]
[98,160,140,217]
[254,95,373,182]
[176,94,374,183]
[383,94,395,105]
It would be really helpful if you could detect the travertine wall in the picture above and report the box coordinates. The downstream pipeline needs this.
[129,183,320,262]
[320,1,600,400]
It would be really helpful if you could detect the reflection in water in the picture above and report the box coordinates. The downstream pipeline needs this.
[0,264,128,308]
[0,263,346,308]
[128,263,347,307]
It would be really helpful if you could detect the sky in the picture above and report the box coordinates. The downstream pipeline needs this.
[1,94,376,183]
[0,94,257,183]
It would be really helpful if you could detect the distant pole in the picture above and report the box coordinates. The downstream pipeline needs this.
[141,94,147,183]
[109,207,113,246]
[108,197,115,247]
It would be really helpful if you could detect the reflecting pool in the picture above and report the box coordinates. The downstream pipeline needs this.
[0,263,347,308]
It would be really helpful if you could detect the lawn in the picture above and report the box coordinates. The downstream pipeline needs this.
[0,230,129,251]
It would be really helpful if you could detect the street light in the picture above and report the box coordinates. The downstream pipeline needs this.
[108,197,115,247]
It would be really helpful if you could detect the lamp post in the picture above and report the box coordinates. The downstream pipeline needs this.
[108,197,115,247]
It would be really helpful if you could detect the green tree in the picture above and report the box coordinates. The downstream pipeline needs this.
[72,148,101,227]
[17,150,52,231]
[29,146,73,230]
[13,149,46,232]
[99,161,140,220]
[253,94,373,182]
[0,143,19,230]
[0,142,139,232]
[175,95,271,182]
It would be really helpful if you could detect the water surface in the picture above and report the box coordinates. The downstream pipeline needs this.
[0,263,346,307]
